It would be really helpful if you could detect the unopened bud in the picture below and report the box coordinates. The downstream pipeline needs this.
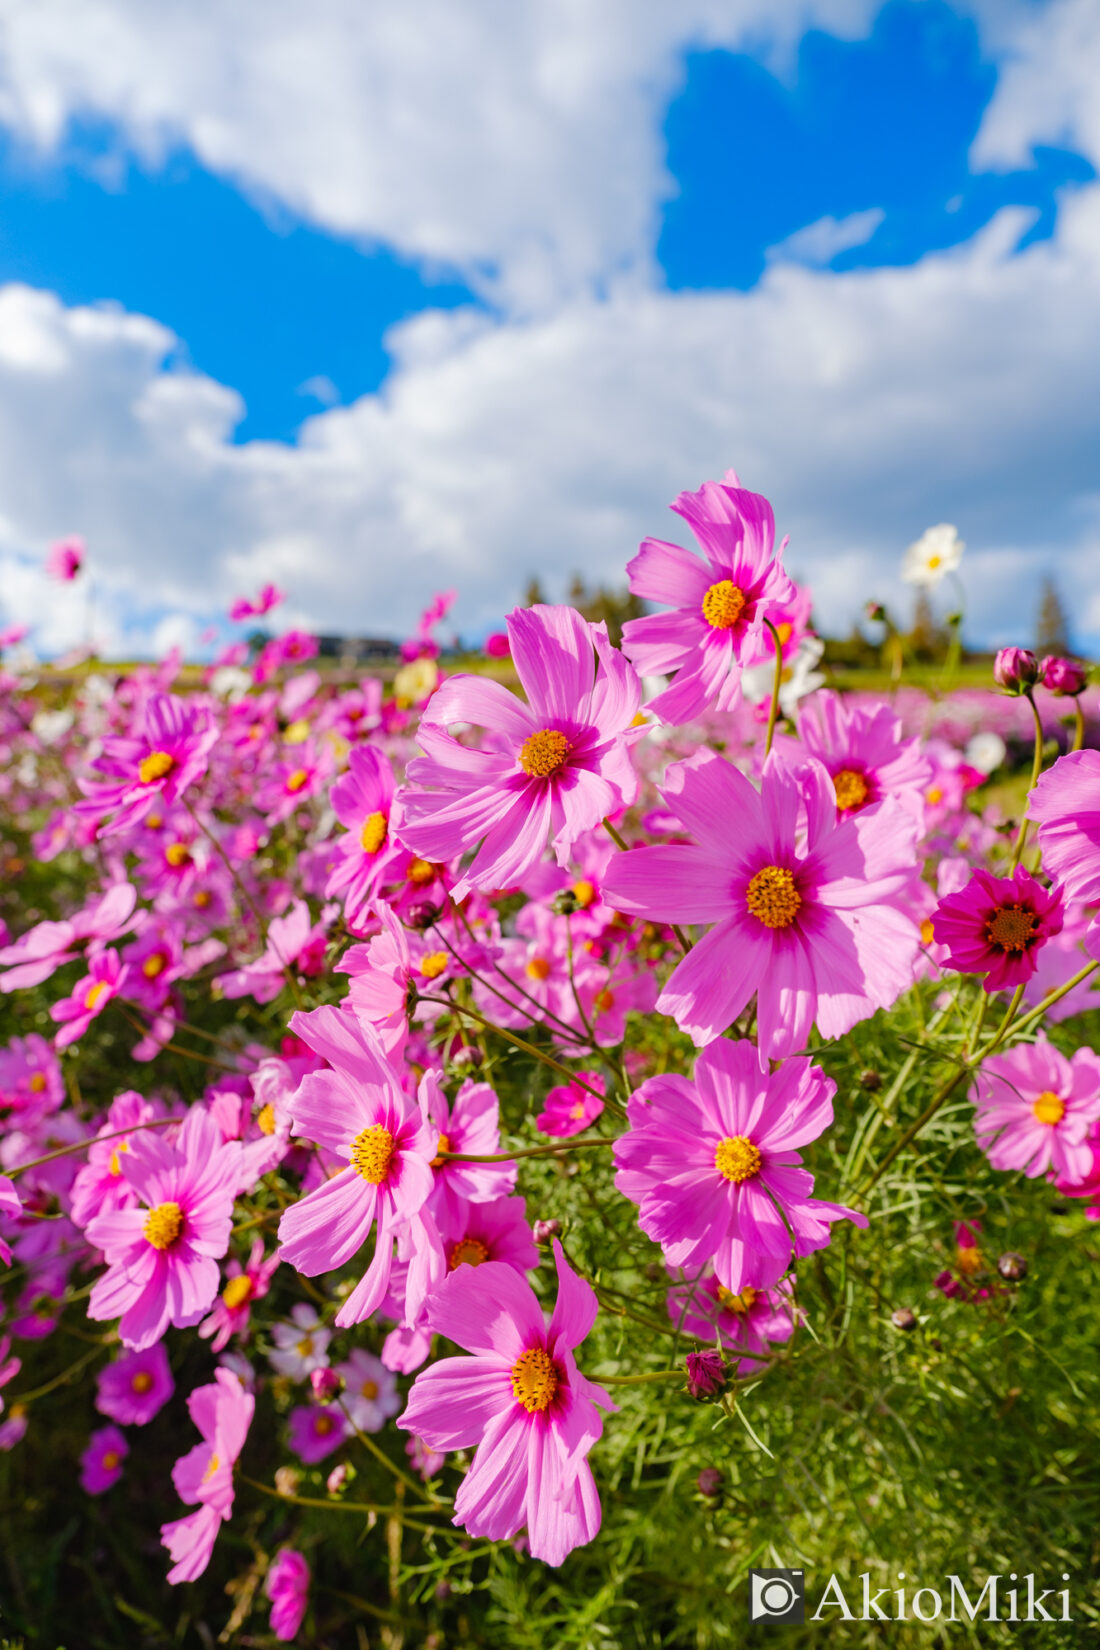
[551,889,580,916]
[993,647,1040,695]
[997,1251,1028,1282]
[891,1308,918,1332]
[1040,656,1087,697]
[326,1461,354,1496]
[449,1043,481,1068]
[685,1349,728,1399]
[311,1367,342,1402]
[406,901,442,931]
[696,1467,723,1497]
[859,1069,882,1092]
[274,1466,301,1498]
[865,601,886,623]
[532,1219,561,1244]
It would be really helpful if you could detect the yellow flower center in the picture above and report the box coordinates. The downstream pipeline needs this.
[165,841,191,867]
[449,1236,490,1269]
[85,979,109,1011]
[832,768,869,812]
[361,1378,379,1399]
[572,878,597,907]
[716,1284,758,1314]
[132,1371,154,1394]
[745,865,802,929]
[701,580,747,630]
[526,956,552,981]
[350,1124,395,1183]
[296,1336,315,1356]
[146,812,163,830]
[920,918,935,945]
[927,554,942,570]
[256,1102,277,1135]
[222,1274,254,1310]
[774,622,793,646]
[419,951,449,980]
[594,988,615,1013]
[29,1073,47,1094]
[956,1246,981,1276]
[518,727,572,779]
[430,1134,452,1169]
[360,810,388,854]
[926,786,943,804]
[144,1201,183,1250]
[286,768,309,793]
[984,904,1040,954]
[714,1135,762,1182]
[1032,1090,1065,1126]
[510,1346,559,1413]
[314,1414,335,1437]
[142,952,167,979]
[194,889,212,908]
[407,857,437,885]
[108,1141,129,1176]
[202,1452,221,1481]
[101,1450,121,1471]
[283,718,310,744]
[139,750,176,784]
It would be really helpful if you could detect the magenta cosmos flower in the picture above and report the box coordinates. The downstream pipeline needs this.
[95,1341,174,1425]
[932,866,1064,993]
[276,1006,436,1326]
[667,1270,797,1375]
[288,1402,348,1462]
[46,536,83,580]
[399,604,640,900]
[50,948,130,1049]
[76,692,219,835]
[772,691,932,821]
[399,1240,614,1566]
[614,1039,866,1293]
[162,1368,254,1583]
[80,1424,128,1495]
[324,746,408,927]
[974,1035,1100,1181]
[537,1072,606,1137]
[602,751,921,1055]
[85,1106,241,1350]
[0,880,136,993]
[1029,750,1100,960]
[620,473,795,725]
[266,1548,311,1642]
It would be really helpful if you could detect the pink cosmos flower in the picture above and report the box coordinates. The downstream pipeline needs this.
[0,1176,21,1265]
[266,1548,310,1642]
[289,1402,350,1462]
[0,623,29,648]
[1029,750,1100,960]
[80,1424,128,1494]
[974,1035,1100,1180]
[437,1194,540,1280]
[406,1434,446,1479]
[932,866,1064,994]
[620,474,795,724]
[46,537,84,581]
[334,1349,401,1432]
[602,752,921,1055]
[339,899,458,1054]
[276,1006,436,1326]
[537,1073,605,1137]
[0,881,137,993]
[399,604,640,900]
[324,747,407,927]
[161,1368,254,1583]
[485,630,511,658]
[198,1239,280,1351]
[398,1240,614,1565]
[96,1342,175,1426]
[667,1271,798,1375]
[269,1303,331,1379]
[86,1106,241,1350]
[70,1090,162,1228]
[0,1033,64,1121]
[934,1221,992,1302]
[613,1039,867,1294]
[76,693,219,835]
[1041,656,1087,697]
[50,948,130,1049]
[229,583,286,622]
[420,1072,516,1232]
[220,899,329,1004]
[771,691,932,822]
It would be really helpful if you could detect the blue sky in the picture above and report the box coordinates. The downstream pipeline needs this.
[0,0,1096,657]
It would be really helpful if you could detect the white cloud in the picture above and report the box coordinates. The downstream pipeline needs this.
[0,187,1097,656]
[969,0,1100,170]
[769,208,885,266]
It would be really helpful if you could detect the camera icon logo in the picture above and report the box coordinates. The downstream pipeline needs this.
[749,1569,805,1623]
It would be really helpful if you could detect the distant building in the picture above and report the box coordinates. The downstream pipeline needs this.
[317,634,399,663]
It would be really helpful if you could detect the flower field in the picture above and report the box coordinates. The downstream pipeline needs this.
[1,476,1099,1647]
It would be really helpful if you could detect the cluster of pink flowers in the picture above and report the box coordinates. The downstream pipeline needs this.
[0,466,1097,1635]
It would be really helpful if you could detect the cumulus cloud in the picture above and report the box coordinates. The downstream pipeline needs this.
[768,209,885,266]
[0,186,1097,655]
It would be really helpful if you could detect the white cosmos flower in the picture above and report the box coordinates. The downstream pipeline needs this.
[901,523,964,586]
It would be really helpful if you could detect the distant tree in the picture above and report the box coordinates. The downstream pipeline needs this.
[566,574,645,648]
[523,577,548,608]
[1035,577,1070,657]
[908,591,944,662]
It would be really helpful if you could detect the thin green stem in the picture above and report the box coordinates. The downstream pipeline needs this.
[419,993,607,1101]
[6,1117,175,1178]
[982,961,1098,1057]
[1007,690,1044,871]
[594,1369,685,1385]
[763,618,784,757]
[440,1136,613,1164]
[1072,698,1085,753]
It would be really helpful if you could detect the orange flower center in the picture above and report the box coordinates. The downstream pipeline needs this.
[920,918,935,945]
[510,1346,559,1413]
[350,1124,395,1183]
[526,956,552,981]
[102,1450,121,1471]
[594,988,615,1013]
[142,952,167,979]
[832,768,869,811]
[29,1073,47,1093]
[360,810,388,854]
[315,1414,335,1437]
[1032,1090,1065,1126]
[108,1141,129,1176]
[132,1371,154,1394]
[449,1236,490,1269]
[144,1201,183,1250]
[717,1284,758,1314]
[984,904,1040,954]
[361,1378,379,1399]
[430,1134,451,1169]
[407,857,437,885]
[165,841,191,867]
[714,1135,762,1183]
[518,727,571,779]
[222,1275,254,1310]
[745,865,802,929]
[701,580,746,630]
[256,1103,277,1135]
[139,750,175,784]
[286,768,309,793]
[572,878,597,907]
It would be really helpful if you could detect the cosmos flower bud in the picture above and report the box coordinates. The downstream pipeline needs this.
[684,1349,728,1399]
[406,900,443,931]
[551,889,581,916]
[997,1252,1028,1282]
[275,1466,301,1498]
[532,1218,561,1244]
[859,1069,882,1092]
[326,1461,354,1496]
[890,1308,918,1332]
[696,1467,723,1497]
[993,647,1040,695]
[865,600,886,623]
[310,1367,342,1403]
[1040,656,1087,697]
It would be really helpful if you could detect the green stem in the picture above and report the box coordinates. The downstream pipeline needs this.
[595,1370,684,1385]
[763,619,784,757]
[858,1064,969,1199]
[440,1137,613,1164]
[419,993,607,1101]
[6,1117,175,1178]
[982,961,1098,1057]
[1072,699,1085,753]
[1007,690,1044,872]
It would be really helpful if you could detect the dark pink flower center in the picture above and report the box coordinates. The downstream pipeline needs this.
[983,903,1040,954]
